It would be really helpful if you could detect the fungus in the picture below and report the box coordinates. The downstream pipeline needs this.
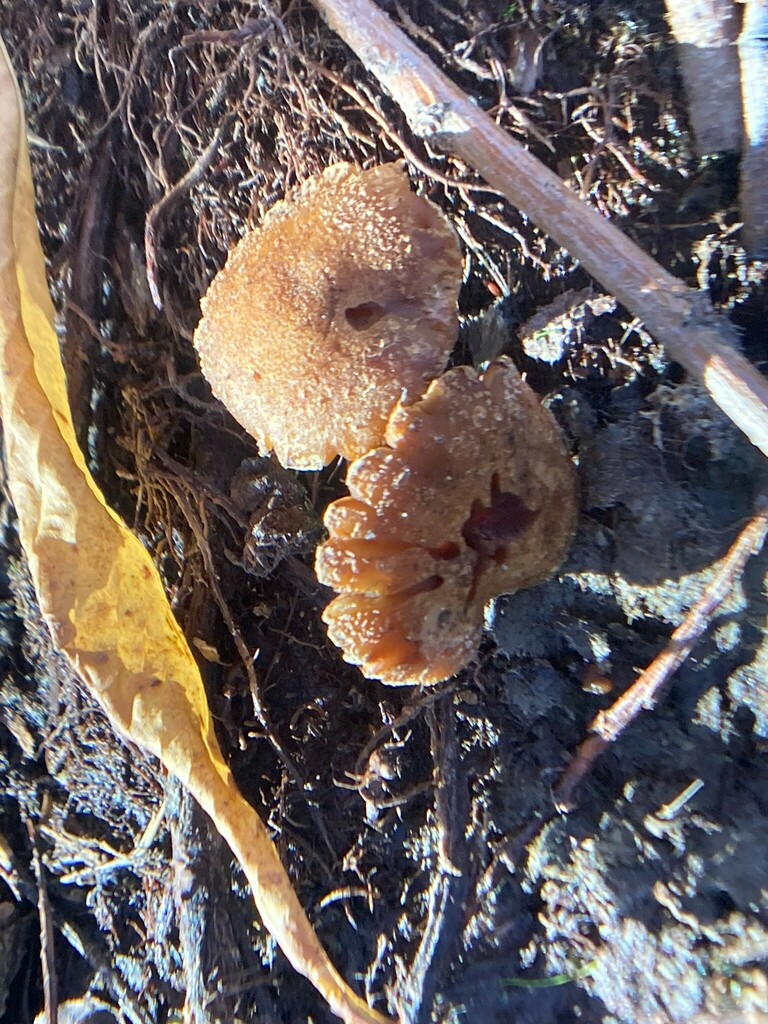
[193,162,462,470]
[315,357,577,686]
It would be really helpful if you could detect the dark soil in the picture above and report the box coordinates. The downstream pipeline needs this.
[0,2,767,1023]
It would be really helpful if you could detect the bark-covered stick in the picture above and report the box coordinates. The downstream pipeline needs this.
[311,0,768,459]
[739,0,768,255]
[664,0,742,155]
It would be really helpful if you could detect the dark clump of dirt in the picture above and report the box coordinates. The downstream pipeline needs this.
[0,1,767,1023]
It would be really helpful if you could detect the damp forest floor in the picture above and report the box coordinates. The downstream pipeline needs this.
[1,2,768,1023]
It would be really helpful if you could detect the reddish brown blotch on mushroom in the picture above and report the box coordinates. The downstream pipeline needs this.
[193,162,462,470]
[315,357,577,686]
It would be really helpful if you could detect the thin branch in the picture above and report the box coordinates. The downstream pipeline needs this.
[738,0,768,256]
[26,819,58,1024]
[554,495,768,809]
[58,917,155,1024]
[310,0,768,459]
[664,0,742,155]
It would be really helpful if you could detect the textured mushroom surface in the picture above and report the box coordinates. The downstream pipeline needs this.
[193,162,462,470]
[315,358,578,686]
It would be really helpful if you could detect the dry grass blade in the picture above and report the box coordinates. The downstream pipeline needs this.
[0,37,389,1024]
[311,0,768,460]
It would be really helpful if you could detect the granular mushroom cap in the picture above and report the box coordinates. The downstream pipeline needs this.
[193,162,463,470]
[315,357,578,686]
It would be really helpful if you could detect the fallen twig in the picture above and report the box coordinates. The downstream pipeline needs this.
[739,0,768,256]
[310,0,768,459]
[26,819,58,1024]
[57,917,156,1024]
[664,0,742,155]
[554,495,768,809]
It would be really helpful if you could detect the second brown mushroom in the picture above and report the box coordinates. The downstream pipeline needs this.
[315,357,577,686]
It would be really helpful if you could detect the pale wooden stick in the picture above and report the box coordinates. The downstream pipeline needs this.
[739,0,768,255]
[311,0,768,459]
[664,0,742,155]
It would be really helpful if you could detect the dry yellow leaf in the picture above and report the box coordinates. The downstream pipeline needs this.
[0,37,390,1024]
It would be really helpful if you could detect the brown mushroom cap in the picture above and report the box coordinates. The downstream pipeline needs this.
[193,162,462,470]
[315,357,577,686]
